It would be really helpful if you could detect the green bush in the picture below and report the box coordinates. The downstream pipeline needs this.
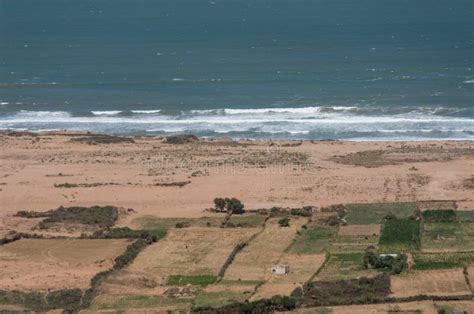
[213,197,245,214]
[278,217,290,227]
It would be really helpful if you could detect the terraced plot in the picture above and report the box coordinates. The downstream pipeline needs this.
[344,202,416,224]
[125,227,258,284]
[422,222,474,252]
[224,217,307,281]
[251,253,326,300]
[390,269,471,297]
[0,239,129,291]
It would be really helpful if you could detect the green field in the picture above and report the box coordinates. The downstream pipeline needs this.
[458,211,474,222]
[412,252,474,270]
[422,222,474,251]
[345,202,416,224]
[289,226,335,254]
[422,210,457,223]
[379,218,421,252]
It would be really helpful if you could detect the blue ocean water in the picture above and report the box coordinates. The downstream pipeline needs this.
[0,0,473,140]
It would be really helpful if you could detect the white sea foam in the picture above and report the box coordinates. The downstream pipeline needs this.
[463,79,474,84]
[130,110,161,114]
[91,110,123,116]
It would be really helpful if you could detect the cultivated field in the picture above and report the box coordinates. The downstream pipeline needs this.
[224,217,307,282]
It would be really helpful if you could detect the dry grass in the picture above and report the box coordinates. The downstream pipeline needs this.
[224,217,307,281]
[126,228,258,284]
[251,253,326,300]
[390,269,471,298]
[0,239,129,291]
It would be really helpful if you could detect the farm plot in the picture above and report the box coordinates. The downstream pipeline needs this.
[344,202,416,224]
[379,218,421,252]
[194,281,258,308]
[125,227,258,285]
[315,252,377,281]
[417,200,457,211]
[421,222,474,252]
[224,217,307,281]
[289,226,335,254]
[390,269,471,297]
[0,239,129,291]
[90,294,191,312]
[251,253,326,300]
[412,252,474,270]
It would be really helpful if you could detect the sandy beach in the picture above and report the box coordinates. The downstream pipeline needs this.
[0,132,472,234]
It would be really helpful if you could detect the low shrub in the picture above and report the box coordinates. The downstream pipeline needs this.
[278,217,290,227]
[91,227,166,241]
[192,295,296,313]
[290,206,314,217]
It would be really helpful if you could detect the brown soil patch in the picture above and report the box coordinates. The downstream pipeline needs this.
[338,224,381,236]
[0,239,129,291]
[390,269,471,298]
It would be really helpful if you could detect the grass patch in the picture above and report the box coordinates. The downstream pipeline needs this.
[167,275,217,287]
[226,214,267,228]
[194,290,250,308]
[0,289,82,311]
[133,215,224,230]
[92,294,190,310]
[345,202,416,224]
[289,226,336,254]
[422,210,457,223]
[379,218,421,252]
[412,252,474,270]
[458,211,474,222]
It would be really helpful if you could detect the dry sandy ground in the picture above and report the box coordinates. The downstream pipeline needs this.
[0,238,129,291]
[390,269,471,298]
[0,133,472,234]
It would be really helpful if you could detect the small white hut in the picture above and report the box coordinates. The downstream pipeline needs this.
[271,265,289,275]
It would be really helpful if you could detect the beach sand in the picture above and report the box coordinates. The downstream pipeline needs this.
[0,132,472,232]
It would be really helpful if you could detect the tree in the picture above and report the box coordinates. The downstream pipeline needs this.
[214,198,226,212]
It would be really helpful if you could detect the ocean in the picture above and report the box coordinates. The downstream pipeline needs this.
[0,0,473,140]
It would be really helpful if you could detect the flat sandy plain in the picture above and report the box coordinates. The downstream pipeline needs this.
[0,132,473,312]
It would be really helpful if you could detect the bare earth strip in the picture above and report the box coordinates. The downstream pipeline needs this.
[390,269,471,298]
[250,253,326,300]
[224,217,307,282]
[0,239,129,291]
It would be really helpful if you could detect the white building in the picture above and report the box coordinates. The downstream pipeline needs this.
[271,265,289,275]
